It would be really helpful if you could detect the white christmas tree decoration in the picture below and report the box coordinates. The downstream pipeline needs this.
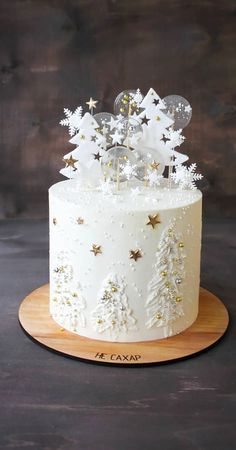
[146,224,186,328]
[171,163,203,190]
[91,273,137,337]
[60,107,83,136]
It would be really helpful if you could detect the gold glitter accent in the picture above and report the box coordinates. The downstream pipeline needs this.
[90,244,102,256]
[111,286,118,292]
[111,320,116,325]
[165,282,171,288]
[129,249,142,262]
[80,134,85,140]
[150,160,160,170]
[178,242,184,248]
[86,97,98,110]
[146,214,161,229]
[97,318,103,324]
[63,155,78,169]
[120,108,125,113]
[72,292,78,297]
[161,270,168,277]
[156,116,161,121]
[60,328,65,332]
[156,313,162,319]
[176,296,182,302]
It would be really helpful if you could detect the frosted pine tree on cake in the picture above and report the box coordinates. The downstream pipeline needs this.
[91,273,137,337]
[146,224,186,328]
[51,252,86,331]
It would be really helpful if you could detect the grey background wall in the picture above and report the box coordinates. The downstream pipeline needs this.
[0,0,235,218]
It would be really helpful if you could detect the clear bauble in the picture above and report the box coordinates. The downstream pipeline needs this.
[114,90,143,117]
[162,95,192,130]
[134,146,165,181]
[101,145,137,182]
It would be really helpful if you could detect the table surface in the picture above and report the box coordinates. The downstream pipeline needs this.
[0,218,235,450]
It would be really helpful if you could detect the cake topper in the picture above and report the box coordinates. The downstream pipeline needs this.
[59,88,203,191]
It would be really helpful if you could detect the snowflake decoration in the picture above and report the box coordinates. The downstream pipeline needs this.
[100,179,116,195]
[145,170,163,187]
[171,163,203,190]
[131,88,143,106]
[120,160,137,180]
[60,107,83,136]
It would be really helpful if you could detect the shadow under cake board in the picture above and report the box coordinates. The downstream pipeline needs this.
[18,285,229,365]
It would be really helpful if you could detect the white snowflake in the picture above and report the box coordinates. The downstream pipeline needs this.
[100,179,116,195]
[60,107,83,136]
[120,161,137,180]
[171,163,203,190]
[145,170,163,187]
[131,187,141,197]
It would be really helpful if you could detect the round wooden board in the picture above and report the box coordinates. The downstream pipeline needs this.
[19,285,229,365]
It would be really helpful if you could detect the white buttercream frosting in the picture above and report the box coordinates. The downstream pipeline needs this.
[49,179,202,342]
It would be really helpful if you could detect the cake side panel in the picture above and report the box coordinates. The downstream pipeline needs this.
[49,187,202,342]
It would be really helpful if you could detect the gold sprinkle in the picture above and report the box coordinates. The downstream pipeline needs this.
[111,286,118,292]
[156,116,160,121]
[178,242,184,248]
[176,296,182,303]
[156,313,162,319]
[60,328,65,332]
[97,319,103,324]
[111,320,116,325]
[161,270,168,277]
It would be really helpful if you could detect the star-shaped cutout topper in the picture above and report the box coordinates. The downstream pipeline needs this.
[86,97,98,111]
[129,249,142,262]
[93,152,102,161]
[90,244,102,256]
[63,155,78,170]
[141,115,150,125]
[161,134,171,144]
[146,214,161,229]
[153,98,160,106]
[150,160,160,170]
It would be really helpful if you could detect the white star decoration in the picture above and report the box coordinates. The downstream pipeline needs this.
[111,129,124,145]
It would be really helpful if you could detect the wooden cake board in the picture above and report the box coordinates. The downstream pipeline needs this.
[19,285,229,365]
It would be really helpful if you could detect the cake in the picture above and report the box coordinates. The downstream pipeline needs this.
[49,88,203,342]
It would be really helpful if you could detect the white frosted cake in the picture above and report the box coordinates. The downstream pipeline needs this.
[49,87,203,342]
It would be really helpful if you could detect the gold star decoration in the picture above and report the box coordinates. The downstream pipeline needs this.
[90,244,102,256]
[77,217,84,224]
[150,160,160,170]
[53,218,57,225]
[86,97,98,111]
[63,155,78,170]
[129,249,142,262]
[146,214,161,229]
